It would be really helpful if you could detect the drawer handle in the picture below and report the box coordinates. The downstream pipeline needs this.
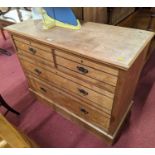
[80,108,89,114]
[34,68,42,75]
[78,88,88,96]
[77,66,88,74]
[28,47,36,54]
[40,87,47,93]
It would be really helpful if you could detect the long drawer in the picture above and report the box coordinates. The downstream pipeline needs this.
[19,57,114,111]
[27,76,111,130]
[56,64,116,94]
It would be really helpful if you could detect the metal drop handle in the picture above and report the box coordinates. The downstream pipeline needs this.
[78,88,88,96]
[77,66,88,74]
[29,47,36,54]
[34,68,42,75]
[80,108,89,114]
[40,87,47,93]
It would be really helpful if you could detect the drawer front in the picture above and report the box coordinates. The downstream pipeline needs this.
[55,49,119,76]
[28,76,110,130]
[13,36,30,44]
[56,56,118,86]
[57,64,116,94]
[20,60,113,111]
[14,40,53,61]
[18,52,55,68]
[13,35,51,52]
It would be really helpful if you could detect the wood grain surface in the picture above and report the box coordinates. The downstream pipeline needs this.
[5,20,154,69]
[7,20,154,144]
[0,114,37,148]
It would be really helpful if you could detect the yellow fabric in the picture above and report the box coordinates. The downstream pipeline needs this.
[40,8,81,30]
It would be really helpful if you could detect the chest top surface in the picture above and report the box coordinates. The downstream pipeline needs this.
[5,19,154,70]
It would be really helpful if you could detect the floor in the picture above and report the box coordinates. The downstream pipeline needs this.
[1,9,155,148]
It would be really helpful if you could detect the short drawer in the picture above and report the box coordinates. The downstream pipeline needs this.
[13,35,51,52]
[21,60,114,111]
[13,35,30,44]
[14,40,53,61]
[28,76,111,130]
[18,53,55,68]
[56,56,118,86]
[55,49,119,76]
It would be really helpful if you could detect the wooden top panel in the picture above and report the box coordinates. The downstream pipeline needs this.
[5,19,154,70]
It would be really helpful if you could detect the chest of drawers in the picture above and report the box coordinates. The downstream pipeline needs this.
[5,20,154,144]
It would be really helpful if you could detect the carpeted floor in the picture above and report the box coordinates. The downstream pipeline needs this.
[0,30,155,148]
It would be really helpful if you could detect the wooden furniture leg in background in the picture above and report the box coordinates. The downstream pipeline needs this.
[0,47,11,56]
[0,94,20,116]
[1,29,6,40]
[107,7,113,24]
[148,7,155,31]
[0,29,11,56]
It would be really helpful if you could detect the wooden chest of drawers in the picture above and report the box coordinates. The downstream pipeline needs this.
[5,20,154,144]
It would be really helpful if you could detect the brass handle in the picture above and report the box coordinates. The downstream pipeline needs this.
[34,68,42,75]
[28,47,36,54]
[40,87,47,93]
[80,108,89,114]
[77,66,88,74]
[78,88,88,96]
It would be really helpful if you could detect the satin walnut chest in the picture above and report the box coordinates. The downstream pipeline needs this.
[6,20,154,144]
